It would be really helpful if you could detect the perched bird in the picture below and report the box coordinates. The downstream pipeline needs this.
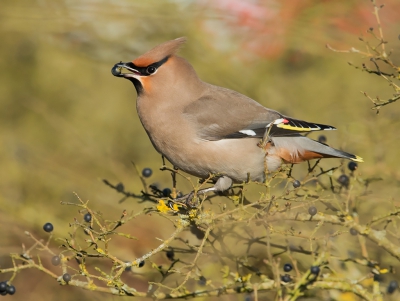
[111,37,362,192]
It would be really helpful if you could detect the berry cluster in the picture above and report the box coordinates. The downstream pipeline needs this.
[0,282,15,296]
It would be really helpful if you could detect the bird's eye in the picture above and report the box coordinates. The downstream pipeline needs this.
[146,66,157,74]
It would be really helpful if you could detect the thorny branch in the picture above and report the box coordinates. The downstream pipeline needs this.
[326,0,400,113]
[1,152,399,301]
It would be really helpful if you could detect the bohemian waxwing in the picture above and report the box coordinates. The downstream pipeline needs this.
[111,37,362,192]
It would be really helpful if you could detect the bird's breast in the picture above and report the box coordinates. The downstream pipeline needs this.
[136,96,190,153]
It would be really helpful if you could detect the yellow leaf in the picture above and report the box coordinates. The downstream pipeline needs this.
[338,292,358,301]
[360,277,374,287]
[230,195,240,206]
[96,248,105,254]
[88,283,97,290]
[157,200,171,213]
[243,274,252,282]
[188,209,198,218]
[80,263,88,275]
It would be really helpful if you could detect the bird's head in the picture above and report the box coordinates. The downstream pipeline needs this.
[111,37,191,96]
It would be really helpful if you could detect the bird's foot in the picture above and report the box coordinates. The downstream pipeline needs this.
[170,187,215,208]
[169,176,233,208]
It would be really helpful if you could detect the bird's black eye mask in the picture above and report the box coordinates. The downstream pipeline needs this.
[111,56,169,77]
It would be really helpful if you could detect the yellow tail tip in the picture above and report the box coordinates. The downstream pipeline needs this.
[351,155,363,163]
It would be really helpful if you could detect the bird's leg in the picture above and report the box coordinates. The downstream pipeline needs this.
[171,186,216,208]
[172,176,233,208]
[171,166,179,198]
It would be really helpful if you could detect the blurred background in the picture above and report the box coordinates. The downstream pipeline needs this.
[1,0,400,300]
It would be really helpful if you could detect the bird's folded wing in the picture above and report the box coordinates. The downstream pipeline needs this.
[182,85,335,141]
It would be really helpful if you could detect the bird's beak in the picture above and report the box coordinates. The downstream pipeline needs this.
[111,62,140,78]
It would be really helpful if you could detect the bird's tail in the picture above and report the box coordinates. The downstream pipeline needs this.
[271,135,363,163]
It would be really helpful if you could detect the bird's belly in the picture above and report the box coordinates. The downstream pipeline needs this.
[161,138,268,183]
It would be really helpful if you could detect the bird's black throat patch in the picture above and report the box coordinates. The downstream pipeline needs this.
[128,77,144,95]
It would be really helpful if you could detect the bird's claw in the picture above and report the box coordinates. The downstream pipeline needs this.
[169,191,198,209]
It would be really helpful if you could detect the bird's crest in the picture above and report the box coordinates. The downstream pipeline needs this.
[133,37,187,67]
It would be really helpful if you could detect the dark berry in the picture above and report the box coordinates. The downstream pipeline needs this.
[310,266,320,275]
[162,188,172,197]
[62,273,71,283]
[116,182,124,192]
[387,280,398,294]
[308,206,317,216]
[51,255,61,266]
[292,180,301,188]
[166,249,175,261]
[142,168,152,178]
[0,290,6,296]
[198,276,207,286]
[348,161,358,171]
[281,274,291,282]
[349,228,358,236]
[84,213,92,223]
[338,174,349,187]
[43,222,54,232]
[6,285,15,295]
[138,261,145,268]
[0,282,7,292]
[318,135,327,144]
[283,263,293,272]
